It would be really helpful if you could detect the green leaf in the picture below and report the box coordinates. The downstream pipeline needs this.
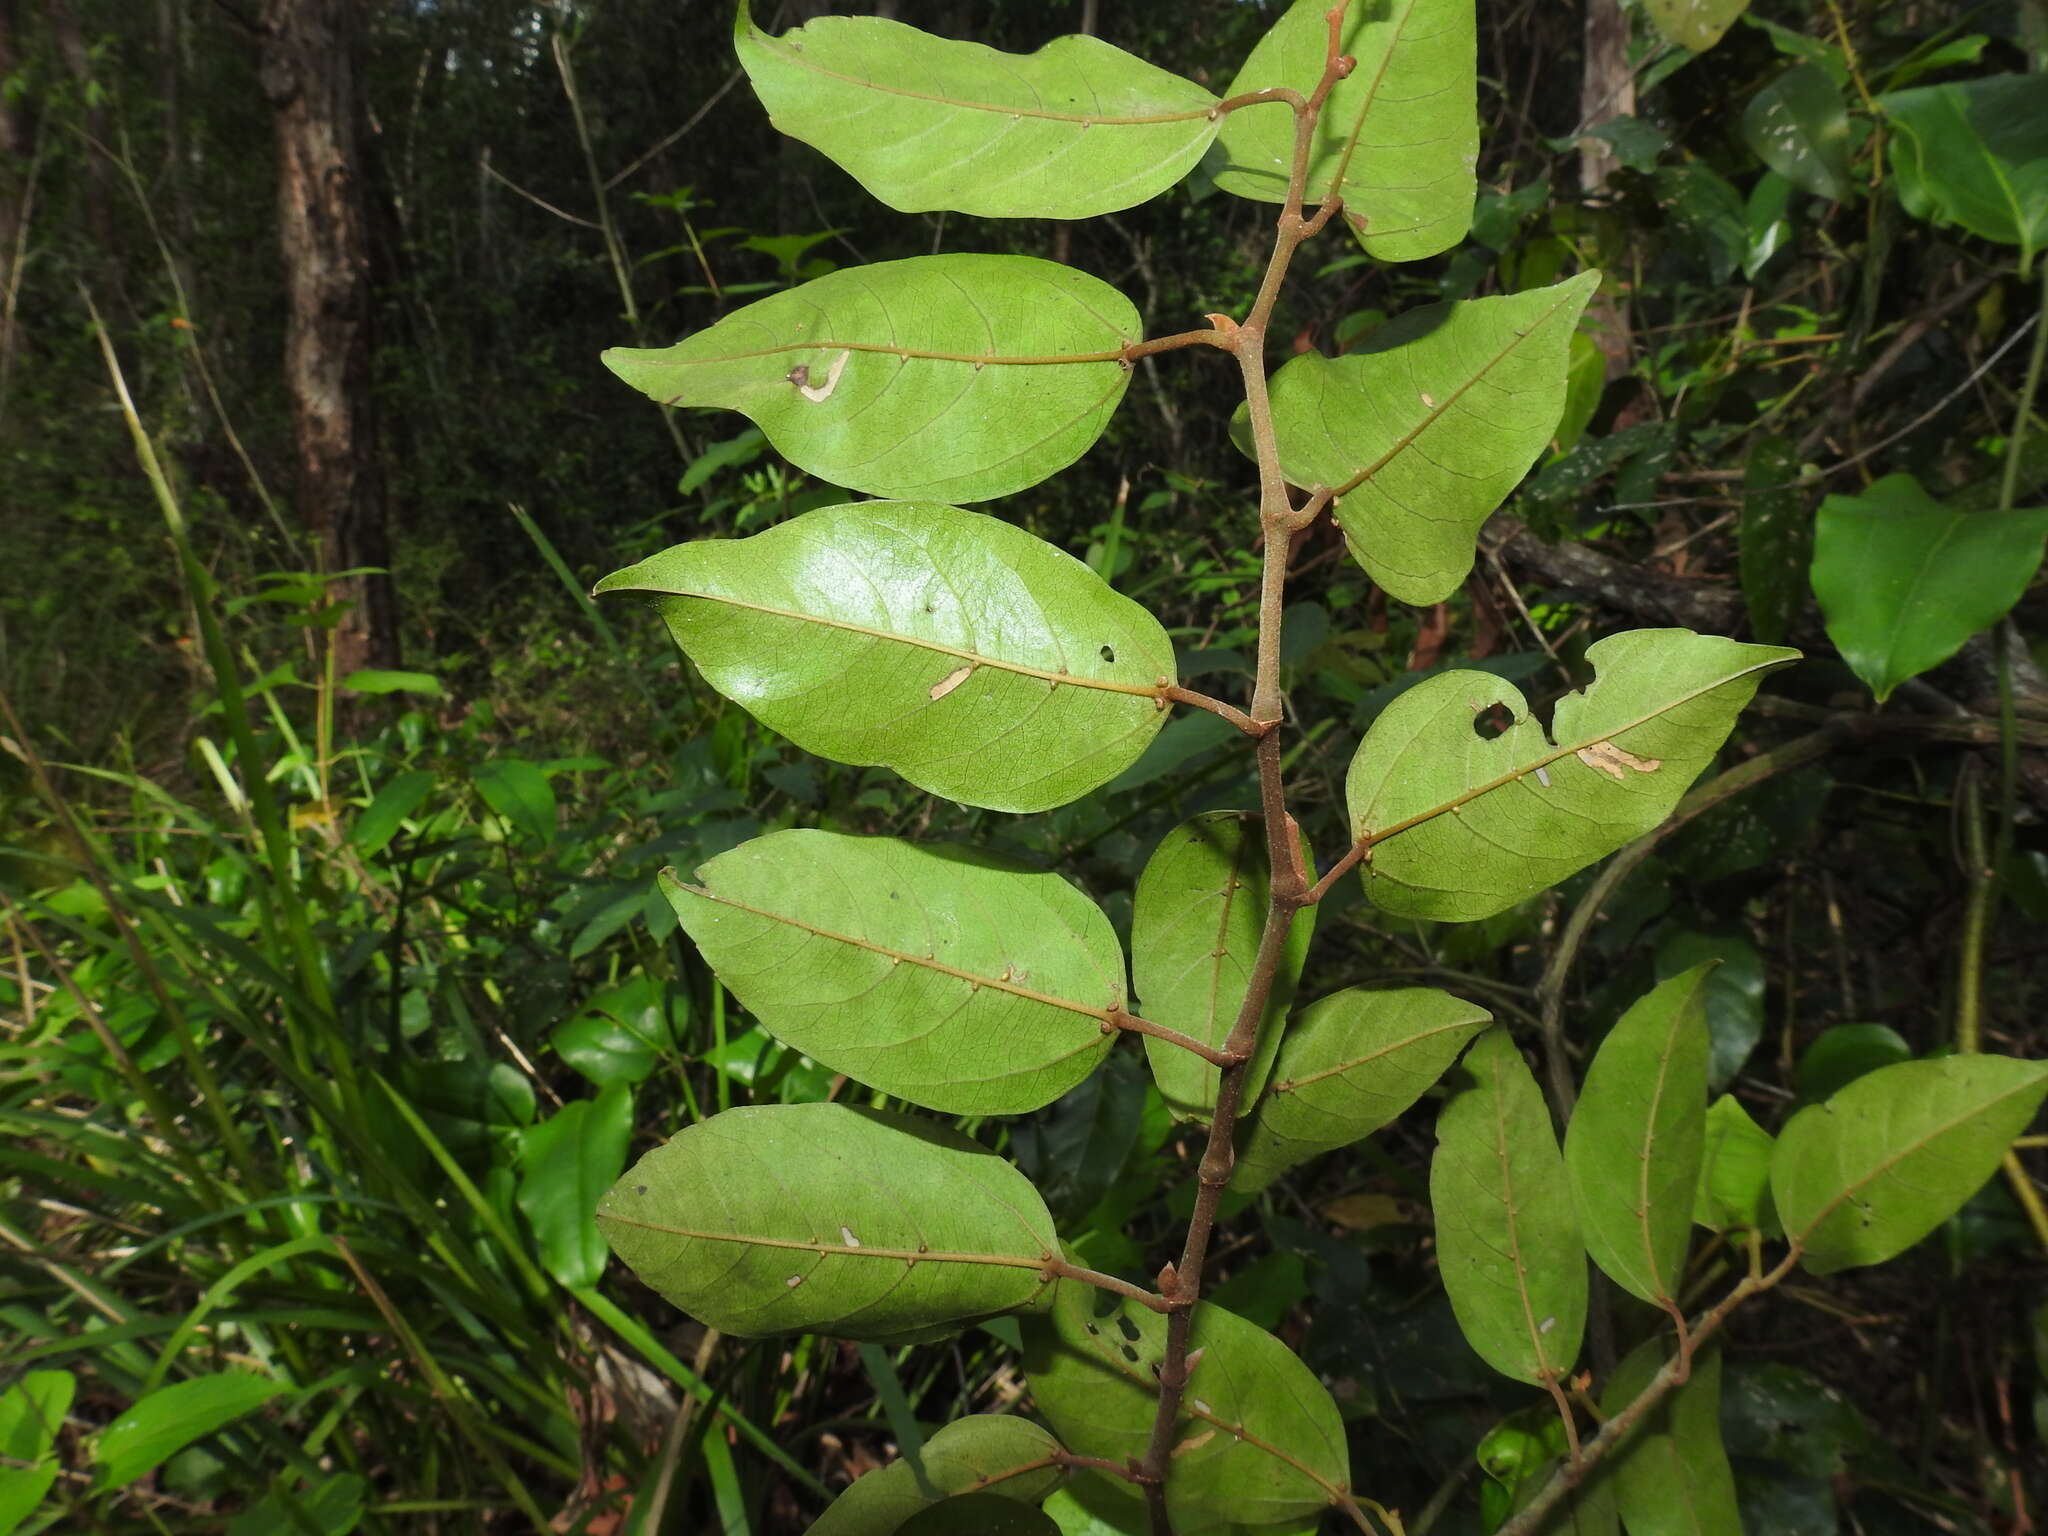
[1794,1024,1913,1104]
[340,667,444,698]
[0,1371,73,1536]
[1021,1281,1349,1530]
[663,831,1122,1114]
[598,1103,1060,1338]
[224,1474,367,1536]
[473,757,556,847]
[1564,966,1712,1307]
[1883,76,2048,269]
[349,769,436,858]
[1694,1094,1779,1235]
[1741,64,1852,200]
[1214,0,1477,262]
[1652,931,1764,1092]
[1810,473,2048,703]
[1606,1341,1742,1536]
[517,1083,634,1290]
[597,502,1176,814]
[1738,433,1809,645]
[550,973,680,1089]
[1641,0,1751,53]
[898,1493,1062,1536]
[1132,813,1312,1124]
[1041,1482,1315,1536]
[92,1372,284,1492]
[1259,273,1600,605]
[1772,1055,2048,1274]
[603,255,1138,504]
[1431,1028,1585,1386]
[1345,630,1797,922]
[1233,986,1491,1193]
[809,1415,1064,1535]
[735,4,1219,219]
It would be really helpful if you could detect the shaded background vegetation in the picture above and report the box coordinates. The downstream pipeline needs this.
[2,0,2046,1532]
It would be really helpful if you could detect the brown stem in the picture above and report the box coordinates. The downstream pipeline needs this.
[1133,12,1354,1534]
[1046,1255,1173,1314]
[1160,682,1265,736]
[1107,1007,1244,1068]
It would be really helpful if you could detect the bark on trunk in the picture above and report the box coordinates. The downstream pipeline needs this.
[1579,0,1635,380]
[261,0,398,674]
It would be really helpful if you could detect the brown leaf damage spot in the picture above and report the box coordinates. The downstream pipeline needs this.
[1575,740,1663,781]
[791,347,850,402]
[929,664,973,701]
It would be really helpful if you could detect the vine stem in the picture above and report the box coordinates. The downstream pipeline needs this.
[1134,9,1358,1534]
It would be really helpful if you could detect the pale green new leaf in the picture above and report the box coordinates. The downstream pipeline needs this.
[1564,966,1712,1307]
[1346,630,1798,922]
[1772,1055,2048,1274]
[1432,1028,1586,1386]
[736,4,1219,219]
[1234,986,1491,1193]
[597,1103,1060,1339]
[93,1373,284,1492]
[664,831,1122,1114]
[1262,273,1601,604]
[1133,813,1313,1124]
[604,255,1138,503]
[1021,1280,1349,1531]
[1606,1341,1742,1536]
[810,1415,1064,1534]
[597,502,1175,814]
[1214,0,1477,261]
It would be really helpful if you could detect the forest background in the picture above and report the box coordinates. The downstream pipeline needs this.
[3,0,2048,1533]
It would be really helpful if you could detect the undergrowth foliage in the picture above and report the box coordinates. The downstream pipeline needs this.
[591,4,2048,1534]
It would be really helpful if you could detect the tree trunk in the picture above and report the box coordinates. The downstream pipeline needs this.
[0,0,33,434]
[260,0,398,674]
[1579,0,1635,380]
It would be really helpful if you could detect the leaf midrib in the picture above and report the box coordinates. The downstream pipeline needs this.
[753,23,1219,127]
[616,587,1172,701]
[597,1212,1053,1273]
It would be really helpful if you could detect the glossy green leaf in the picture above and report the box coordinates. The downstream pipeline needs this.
[899,1494,1061,1536]
[1233,986,1491,1193]
[603,255,1138,504]
[1772,1055,2048,1274]
[663,830,1121,1114]
[0,1370,72,1535]
[1652,931,1764,1092]
[1263,272,1601,605]
[1214,0,1477,261]
[1431,1028,1585,1386]
[550,973,680,1089]
[598,1103,1059,1338]
[597,502,1176,814]
[1694,1094,1779,1235]
[1606,1341,1742,1536]
[1741,64,1852,200]
[1346,630,1797,922]
[1739,433,1808,645]
[1565,966,1712,1307]
[1040,1482,1315,1536]
[1810,473,2048,703]
[735,4,1218,219]
[1022,1281,1349,1531]
[1794,1024,1912,1104]
[518,1083,634,1290]
[1883,75,2048,269]
[1133,813,1312,1124]
[473,757,555,846]
[810,1415,1064,1535]
[1641,0,1751,53]
[93,1372,284,1492]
